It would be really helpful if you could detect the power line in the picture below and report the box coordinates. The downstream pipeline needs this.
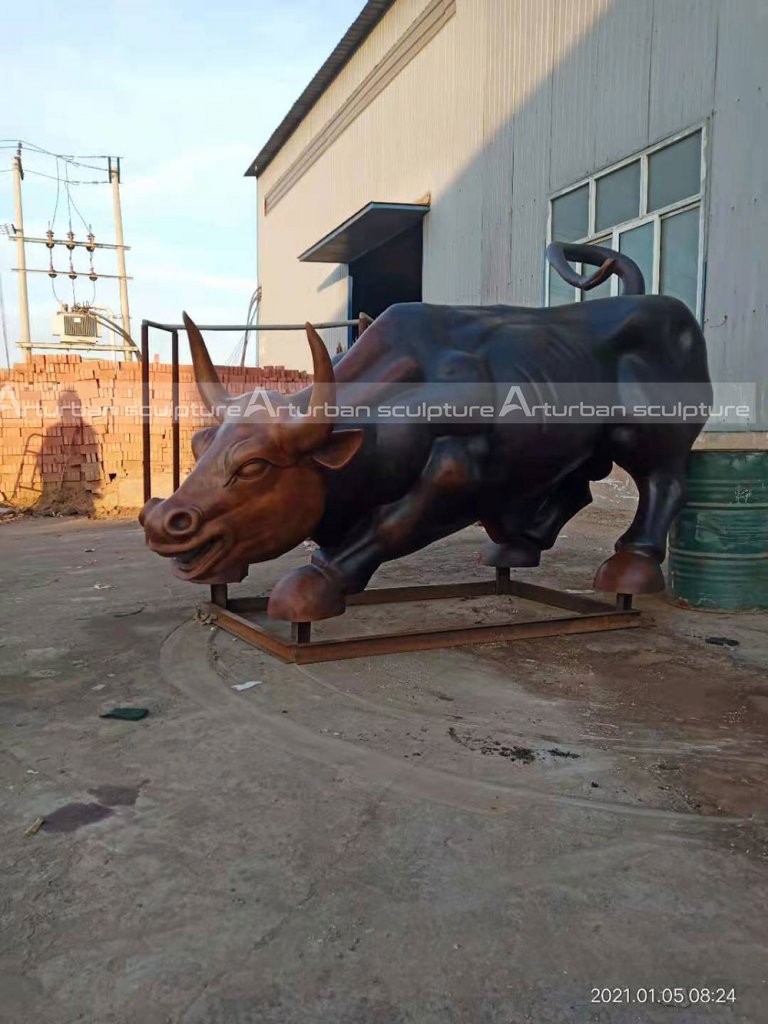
[50,273,63,307]
[240,286,262,366]
[226,336,245,365]
[65,163,73,232]
[0,140,114,173]
[66,180,92,234]
[49,158,61,230]
[22,168,108,185]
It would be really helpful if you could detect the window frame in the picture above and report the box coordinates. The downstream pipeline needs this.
[545,123,708,317]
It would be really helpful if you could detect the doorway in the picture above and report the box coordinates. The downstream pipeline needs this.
[349,222,423,336]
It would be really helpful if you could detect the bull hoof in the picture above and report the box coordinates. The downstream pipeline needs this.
[593,550,665,594]
[481,539,541,568]
[267,564,346,622]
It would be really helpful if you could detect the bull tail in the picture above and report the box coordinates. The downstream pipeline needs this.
[546,241,645,296]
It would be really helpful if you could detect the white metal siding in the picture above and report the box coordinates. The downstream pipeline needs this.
[259,0,434,192]
[704,0,768,426]
[648,0,718,143]
[257,0,462,369]
[256,0,768,429]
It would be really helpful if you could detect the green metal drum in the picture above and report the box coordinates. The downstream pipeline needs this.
[669,450,768,610]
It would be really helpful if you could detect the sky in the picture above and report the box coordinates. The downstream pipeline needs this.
[0,0,364,365]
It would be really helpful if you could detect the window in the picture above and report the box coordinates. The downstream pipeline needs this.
[547,127,705,316]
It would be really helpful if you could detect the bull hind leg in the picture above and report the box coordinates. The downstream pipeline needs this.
[594,425,696,594]
[481,461,604,568]
[481,499,545,568]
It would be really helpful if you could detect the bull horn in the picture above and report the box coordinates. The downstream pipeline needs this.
[183,311,232,421]
[282,322,336,453]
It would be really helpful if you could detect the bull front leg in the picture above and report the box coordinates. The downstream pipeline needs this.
[267,435,489,621]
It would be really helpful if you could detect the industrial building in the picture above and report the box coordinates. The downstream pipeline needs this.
[248,0,767,436]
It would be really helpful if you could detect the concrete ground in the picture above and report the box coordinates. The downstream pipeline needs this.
[1,504,768,1024]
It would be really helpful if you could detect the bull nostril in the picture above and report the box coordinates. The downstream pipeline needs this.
[167,509,197,535]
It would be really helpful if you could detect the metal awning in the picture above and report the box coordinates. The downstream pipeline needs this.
[298,201,429,263]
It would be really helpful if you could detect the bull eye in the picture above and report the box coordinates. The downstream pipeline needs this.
[235,458,269,481]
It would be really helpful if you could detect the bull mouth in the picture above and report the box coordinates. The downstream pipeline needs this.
[169,536,225,578]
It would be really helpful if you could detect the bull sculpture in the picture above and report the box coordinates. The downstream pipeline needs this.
[140,243,711,622]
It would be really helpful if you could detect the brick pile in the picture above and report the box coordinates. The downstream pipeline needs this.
[0,355,310,513]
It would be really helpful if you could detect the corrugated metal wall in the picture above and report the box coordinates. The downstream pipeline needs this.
[705,0,768,427]
[256,0,768,430]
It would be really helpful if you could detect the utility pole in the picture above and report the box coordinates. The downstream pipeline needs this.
[5,148,136,359]
[12,149,31,352]
[110,160,131,346]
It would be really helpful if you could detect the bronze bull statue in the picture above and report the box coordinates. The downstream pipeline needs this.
[140,243,711,622]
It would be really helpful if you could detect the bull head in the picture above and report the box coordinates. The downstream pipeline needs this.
[139,313,363,583]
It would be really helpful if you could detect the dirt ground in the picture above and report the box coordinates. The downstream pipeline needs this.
[1,503,767,1023]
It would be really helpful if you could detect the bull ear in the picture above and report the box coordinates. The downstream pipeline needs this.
[191,426,217,461]
[311,429,364,470]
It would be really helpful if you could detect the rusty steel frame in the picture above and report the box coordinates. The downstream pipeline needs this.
[202,569,640,664]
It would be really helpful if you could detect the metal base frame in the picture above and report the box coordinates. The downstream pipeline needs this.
[203,569,640,664]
